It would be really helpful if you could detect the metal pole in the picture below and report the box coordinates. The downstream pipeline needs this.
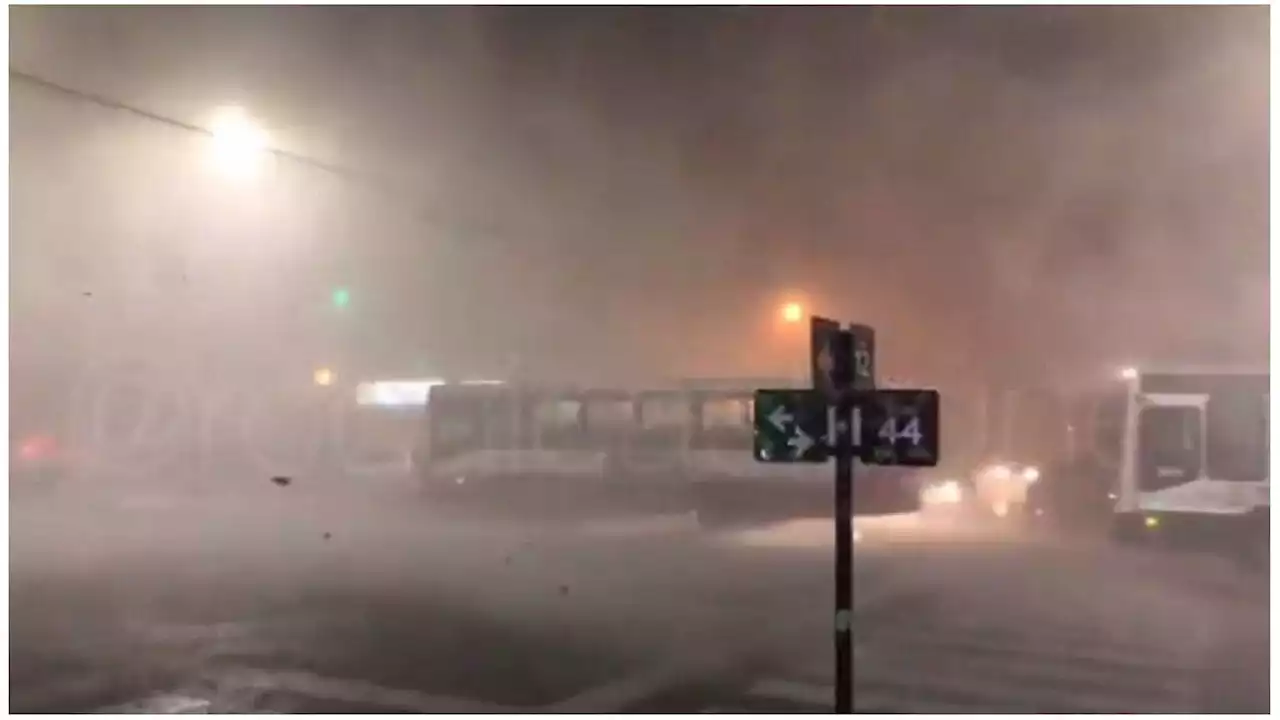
[834,389,854,714]
[832,329,855,714]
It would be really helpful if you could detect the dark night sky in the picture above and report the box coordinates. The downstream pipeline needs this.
[9,6,1270,387]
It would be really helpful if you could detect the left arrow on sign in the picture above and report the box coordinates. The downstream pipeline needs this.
[768,405,793,432]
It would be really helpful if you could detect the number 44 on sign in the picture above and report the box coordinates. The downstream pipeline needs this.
[753,388,941,467]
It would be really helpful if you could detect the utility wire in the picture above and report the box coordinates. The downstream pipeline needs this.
[11,68,382,188]
[9,67,525,245]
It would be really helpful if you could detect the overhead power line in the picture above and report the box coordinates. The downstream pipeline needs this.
[10,68,379,186]
[8,67,528,245]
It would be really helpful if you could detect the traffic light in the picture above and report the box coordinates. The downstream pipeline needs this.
[331,287,351,309]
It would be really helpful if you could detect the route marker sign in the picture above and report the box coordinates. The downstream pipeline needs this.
[755,314,942,715]
[848,324,876,390]
[752,388,941,466]
[854,388,941,467]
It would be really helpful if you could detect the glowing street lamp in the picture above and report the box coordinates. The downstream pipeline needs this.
[1118,366,1139,381]
[205,105,270,179]
[780,301,805,324]
[313,367,335,387]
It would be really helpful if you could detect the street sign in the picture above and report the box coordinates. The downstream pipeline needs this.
[758,315,942,714]
[848,324,876,390]
[852,389,941,467]
[753,389,829,463]
[753,389,941,468]
[810,316,852,396]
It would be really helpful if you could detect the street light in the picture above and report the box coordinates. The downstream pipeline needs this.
[313,367,335,387]
[1118,366,1139,381]
[781,301,805,324]
[205,105,270,179]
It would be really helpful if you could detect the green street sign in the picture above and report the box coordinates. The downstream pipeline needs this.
[753,389,830,463]
[810,316,846,396]
[753,388,942,467]
[847,324,876,390]
[854,389,941,468]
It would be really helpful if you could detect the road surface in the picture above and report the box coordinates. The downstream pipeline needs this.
[11,490,1270,713]
[629,533,1269,713]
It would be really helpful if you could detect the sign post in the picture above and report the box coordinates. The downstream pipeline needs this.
[831,335,856,714]
[754,316,940,714]
[824,320,875,712]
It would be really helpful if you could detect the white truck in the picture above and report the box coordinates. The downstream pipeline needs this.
[1109,366,1268,565]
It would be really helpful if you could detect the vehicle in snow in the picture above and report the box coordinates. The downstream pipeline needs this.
[1108,366,1269,564]
[342,379,441,477]
[970,459,1042,519]
[411,378,922,528]
[915,459,1042,529]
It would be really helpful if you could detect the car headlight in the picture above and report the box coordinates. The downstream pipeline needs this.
[923,479,963,505]
[1021,466,1040,483]
[937,480,962,504]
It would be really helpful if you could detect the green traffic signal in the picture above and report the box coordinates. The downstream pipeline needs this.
[331,287,350,309]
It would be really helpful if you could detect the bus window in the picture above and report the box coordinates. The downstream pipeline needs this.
[582,392,635,446]
[693,394,753,450]
[583,395,633,429]
[1137,405,1202,492]
[703,397,750,427]
[476,394,521,450]
[1205,391,1268,482]
[427,396,485,462]
[530,396,584,449]
[636,392,690,451]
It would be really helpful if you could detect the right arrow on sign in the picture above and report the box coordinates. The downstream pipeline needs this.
[788,428,816,458]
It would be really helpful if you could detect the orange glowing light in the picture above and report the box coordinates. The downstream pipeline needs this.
[781,302,805,324]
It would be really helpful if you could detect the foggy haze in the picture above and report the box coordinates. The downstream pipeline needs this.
[8,7,1271,715]
[10,6,1269,385]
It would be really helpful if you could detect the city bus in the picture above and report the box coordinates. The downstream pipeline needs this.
[412,379,921,527]
[1109,366,1269,563]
